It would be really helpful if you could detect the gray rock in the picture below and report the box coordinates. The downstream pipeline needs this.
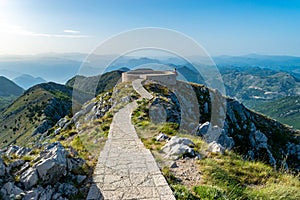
[15,147,31,157]
[23,188,40,200]
[196,122,210,136]
[76,175,86,184]
[35,143,68,185]
[20,168,39,190]
[161,136,197,159]
[57,117,69,128]
[0,158,6,176]
[6,146,20,155]
[156,133,169,141]
[170,162,178,168]
[54,127,61,135]
[33,119,52,135]
[58,183,78,197]
[252,130,268,148]
[62,120,72,130]
[16,162,30,176]
[39,185,53,200]
[207,141,225,154]
[217,132,235,150]
[52,192,62,200]
[9,159,25,170]
[67,157,85,174]
[0,182,24,199]
[247,150,255,160]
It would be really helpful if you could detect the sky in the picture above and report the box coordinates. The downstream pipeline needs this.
[0,0,300,56]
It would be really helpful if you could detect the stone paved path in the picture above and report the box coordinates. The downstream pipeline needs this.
[87,79,175,200]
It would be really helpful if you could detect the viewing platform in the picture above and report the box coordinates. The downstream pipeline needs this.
[122,69,177,85]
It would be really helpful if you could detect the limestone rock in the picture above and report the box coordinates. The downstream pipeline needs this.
[57,117,69,128]
[196,121,210,136]
[20,168,39,190]
[39,185,53,200]
[15,147,32,157]
[162,136,198,159]
[76,175,86,184]
[0,182,24,199]
[217,132,235,150]
[35,143,68,185]
[6,145,20,155]
[58,183,78,197]
[207,141,225,154]
[156,133,169,141]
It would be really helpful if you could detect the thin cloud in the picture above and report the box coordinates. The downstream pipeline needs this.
[0,22,90,38]
[63,29,81,34]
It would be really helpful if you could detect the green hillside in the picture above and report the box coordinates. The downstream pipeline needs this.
[0,76,24,111]
[254,96,300,130]
[220,68,300,104]
[0,76,24,96]
[0,82,73,147]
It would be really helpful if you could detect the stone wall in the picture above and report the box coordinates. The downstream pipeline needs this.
[122,69,177,85]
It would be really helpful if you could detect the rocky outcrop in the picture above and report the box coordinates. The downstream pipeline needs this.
[35,143,68,185]
[162,136,200,160]
[33,98,72,135]
[0,182,24,199]
[0,142,88,199]
[146,82,300,171]
[6,146,32,157]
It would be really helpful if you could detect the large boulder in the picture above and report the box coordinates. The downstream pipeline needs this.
[161,136,199,159]
[35,143,68,185]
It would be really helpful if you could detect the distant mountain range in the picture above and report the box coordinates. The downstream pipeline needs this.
[13,74,47,89]
[1,53,300,83]
[213,54,300,79]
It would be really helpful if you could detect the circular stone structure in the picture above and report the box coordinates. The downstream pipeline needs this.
[122,69,177,85]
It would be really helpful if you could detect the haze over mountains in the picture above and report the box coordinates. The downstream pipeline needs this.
[1,53,300,130]
[1,53,300,83]
[13,74,47,90]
